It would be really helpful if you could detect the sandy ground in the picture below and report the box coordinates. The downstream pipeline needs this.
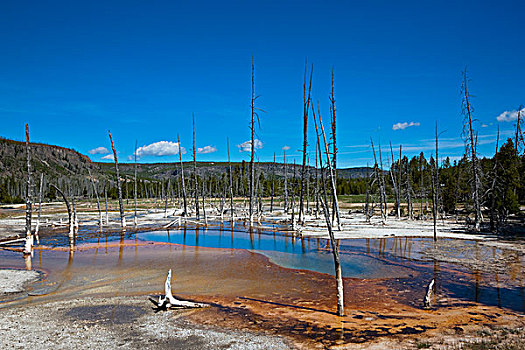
[0,269,40,294]
[0,296,291,350]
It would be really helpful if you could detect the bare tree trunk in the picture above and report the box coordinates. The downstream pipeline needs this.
[270,153,275,212]
[489,129,500,231]
[378,140,387,221]
[35,173,44,244]
[104,186,109,225]
[420,153,424,220]
[88,168,102,227]
[365,166,371,223]
[249,57,255,226]
[108,130,126,228]
[134,140,138,226]
[398,145,403,217]
[72,196,78,231]
[192,113,200,220]
[462,70,482,230]
[313,107,344,317]
[317,103,341,230]
[177,134,188,216]
[306,156,310,215]
[201,182,207,225]
[257,168,262,218]
[284,150,288,213]
[515,106,524,153]
[330,68,338,226]
[431,156,438,241]
[299,61,312,224]
[164,179,170,218]
[51,184,73,239]
[125,177,129,205]
[315,139,320,218]
[389,142,400,219]
[24,124,33,254]
[370,139,386,224]
[435,123,441,220]
[405,158,413,220]
[227,138,234,220]
[291,160,296,230]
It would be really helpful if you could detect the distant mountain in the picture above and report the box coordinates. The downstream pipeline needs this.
[0,137,101,182]
[0,136,370,195]
[98,161,372,180]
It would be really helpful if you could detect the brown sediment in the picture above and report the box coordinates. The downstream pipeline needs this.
[1,240,523,348]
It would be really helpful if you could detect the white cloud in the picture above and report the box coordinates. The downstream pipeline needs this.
[101,154,114,161]
[392,121,420,131]
[282,145,290,151]
[496,107,525,122]
[197,145,217,154]
[88,146,109,155]
[237,139,263,152]
[134,141,186,158]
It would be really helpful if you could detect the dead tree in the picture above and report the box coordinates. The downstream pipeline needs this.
[431,123,442,240]
[108,130,126,228]
[378,140,387,220]
[51,184,73,239]
[365,165,371,222]
[72,196,78,231]
[434,123,442,220]
[515,106,524,154]
[270,152,275,212]
[35,173,44,244]
[164,179,170,218]
[104,186,109,225]
[227,138,234,219]
[177,134,188,216]
[192,113,200,220]
[248,57,256,225]
[461,70,482,230]
[389,142,401,219]
[284,149,288,213]
[306,155,310,215]
[24,124,33,254]
[299,61,313,224]
[134,140,138,226]
[318,102,341,230]
[88,168,102,227]
[313,105,344,317]
[201,182,207,225]
[370,139,386,224]
[315,138,320,218]
[419,153,426,219]
[330,67,338,225]
[291,160,297,230]
[489,129,500,231]
[398,146,403,216]
[430,156,438,241]
[404,157,414,220]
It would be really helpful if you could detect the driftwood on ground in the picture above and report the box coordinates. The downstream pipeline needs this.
[149,269,208,311]
[423,279,435,309]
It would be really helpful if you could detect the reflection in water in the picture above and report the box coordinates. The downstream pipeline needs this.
[137,228,414,279]
[24,253,32,271]
[7,225,524,313]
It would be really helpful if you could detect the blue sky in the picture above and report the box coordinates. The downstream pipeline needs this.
[1,1,523,167]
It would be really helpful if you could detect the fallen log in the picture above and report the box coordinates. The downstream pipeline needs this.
[149,269,208,311]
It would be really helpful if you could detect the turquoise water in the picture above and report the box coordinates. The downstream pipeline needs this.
[137,228,414,279]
